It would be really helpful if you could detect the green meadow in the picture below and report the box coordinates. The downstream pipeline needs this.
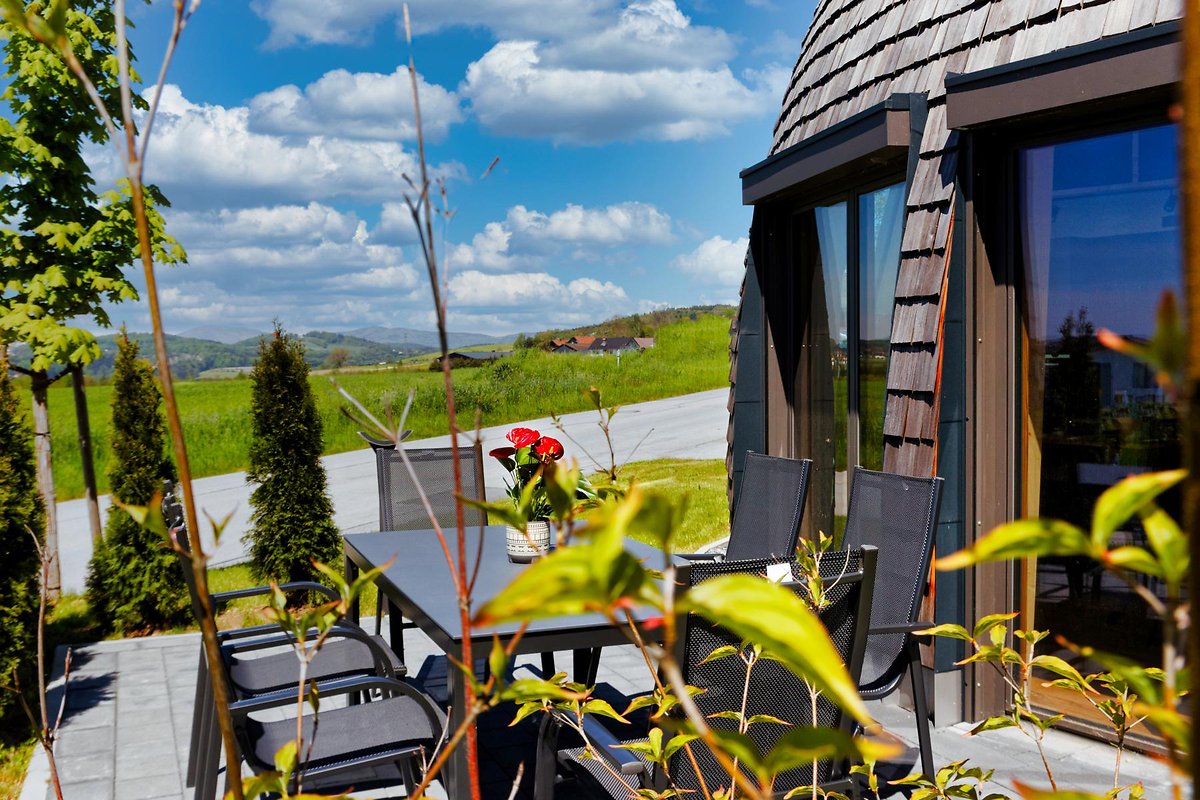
[20,314,733,501]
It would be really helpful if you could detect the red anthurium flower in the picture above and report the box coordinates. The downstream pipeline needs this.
[533,436,564,462]
[507,427,540,448]
[489,446,516,459]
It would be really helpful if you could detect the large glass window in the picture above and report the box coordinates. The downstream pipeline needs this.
[796,181,904,540]
[1019,123,1180,701]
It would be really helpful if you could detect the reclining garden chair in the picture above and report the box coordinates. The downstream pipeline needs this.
[571,452,813,688]
[842,466,943,777]
[682,451,812,562]
[534,546,878,799]
[164,485,407,798]
[361,436,486,660]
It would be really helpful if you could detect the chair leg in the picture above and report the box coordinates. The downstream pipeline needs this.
[907,639,934,778]
[186,648,207,787]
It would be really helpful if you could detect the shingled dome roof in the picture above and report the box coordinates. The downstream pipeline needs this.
[729,0,1182,478]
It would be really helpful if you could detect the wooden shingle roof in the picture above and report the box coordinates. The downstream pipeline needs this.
[730,0,1182,479]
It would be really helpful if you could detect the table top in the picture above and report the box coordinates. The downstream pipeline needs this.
[344,526,683,652]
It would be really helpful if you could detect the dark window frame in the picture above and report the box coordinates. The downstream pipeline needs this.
[967,98,1178,748]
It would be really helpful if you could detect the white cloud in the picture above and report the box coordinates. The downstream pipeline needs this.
[447,201,673,273]
[507,202,672,244]
[126,85,460,208]
[544,0,733,71]
[248,66,462,142]
[462,41,780,144]
[251,0,607,49]
[448,269,627,311]
[448,223,517,272]
[672,235,747,289]
[167,203,360,246]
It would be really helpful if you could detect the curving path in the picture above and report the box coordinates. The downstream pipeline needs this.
[54,387,730,593]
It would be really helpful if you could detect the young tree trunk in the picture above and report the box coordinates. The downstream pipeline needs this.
[71,365,102,543]
[30,370,60,599]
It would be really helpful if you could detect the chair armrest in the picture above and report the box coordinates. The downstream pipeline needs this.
[230,675,444,738]
[223,624,402,678]
[211,581,338,607]
[676,552,722,563]
[869,622,930,636]
[578,714,647,777]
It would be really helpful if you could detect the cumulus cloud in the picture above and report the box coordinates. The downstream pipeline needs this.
[251,0,606,49]
[507,202,672,244]
[167,202,360,247]
[121,85,460,208]
[250,0,779,145]
[448,201,673,272]
[672,235,747,289]
[462,41,780,144]
[543,0,733,71]
[448,269,627,314]
[248,66,462,142]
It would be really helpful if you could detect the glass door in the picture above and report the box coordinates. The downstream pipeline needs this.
[1017,123,1181,724]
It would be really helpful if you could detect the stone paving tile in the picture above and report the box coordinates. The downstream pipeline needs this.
[36,622,1179,800]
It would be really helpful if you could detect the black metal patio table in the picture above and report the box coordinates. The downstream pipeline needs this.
[343,526,687,799]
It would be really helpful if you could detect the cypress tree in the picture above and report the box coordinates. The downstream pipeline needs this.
[246,325,340,587]
[86,333,185,632]
[0,349,42,718]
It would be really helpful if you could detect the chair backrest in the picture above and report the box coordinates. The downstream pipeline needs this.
[725,453,812,561]
[670,546,877,794]
[371,442,487,530]
[841,466,942,692]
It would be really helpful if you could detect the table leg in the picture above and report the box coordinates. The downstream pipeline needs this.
[344,554,360,626]
[446,656,471,800]
[572,648,601,685]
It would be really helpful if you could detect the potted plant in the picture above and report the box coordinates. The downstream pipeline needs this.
[489,427,565,561]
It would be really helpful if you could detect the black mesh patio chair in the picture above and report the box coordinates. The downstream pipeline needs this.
[163,486,407,798]
[534,546,878,800]
[841,466,943,778]
[568,453,813,689]
[681,452,812,562]
[364,439,487,660]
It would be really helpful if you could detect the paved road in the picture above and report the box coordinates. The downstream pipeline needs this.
[55,388,730,593]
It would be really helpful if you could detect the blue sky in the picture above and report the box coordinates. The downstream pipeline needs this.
[102,0,816,336]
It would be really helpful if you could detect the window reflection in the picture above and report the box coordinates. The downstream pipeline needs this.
[796,181,904,541]
[858,184,905,471]
[1020,123,1180,679]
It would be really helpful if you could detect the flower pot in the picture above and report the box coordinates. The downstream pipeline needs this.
[506,520,551,563]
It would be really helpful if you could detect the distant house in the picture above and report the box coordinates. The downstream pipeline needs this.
[586,337,654,355]
[548,334,599,353]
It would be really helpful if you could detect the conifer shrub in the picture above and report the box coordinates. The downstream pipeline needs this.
[86,334,186,632]
[246,326,340,588]
[0,351,43,717]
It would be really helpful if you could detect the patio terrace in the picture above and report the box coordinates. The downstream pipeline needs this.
[21,621,1177,800]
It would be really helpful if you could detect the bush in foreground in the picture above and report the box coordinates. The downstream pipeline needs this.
[87,334,186,632]
[246,326,340,587]
[0,350,43,718]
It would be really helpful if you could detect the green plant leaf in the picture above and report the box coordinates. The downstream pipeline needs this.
[972,613,1018,642]
[1091,469,1185,550]
[1138,507,1188,589]
[1101,546,1162,578]
[682,574,871,724]
[937,520,1091,570]
[582,698,629,724]
[918,623,973,641]
[968,715,1018,735]
[698,645,740,665]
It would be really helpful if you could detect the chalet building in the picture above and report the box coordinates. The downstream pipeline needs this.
[728,0,1182,742]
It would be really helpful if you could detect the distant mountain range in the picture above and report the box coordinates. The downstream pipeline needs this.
[179,324,506,351]
[344,326,507,350]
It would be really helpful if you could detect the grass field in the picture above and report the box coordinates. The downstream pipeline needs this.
[18,314,731,501]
